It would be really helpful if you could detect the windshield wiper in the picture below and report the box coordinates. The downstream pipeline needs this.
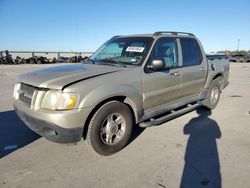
[98,59,127,67]
[82,57,95,64]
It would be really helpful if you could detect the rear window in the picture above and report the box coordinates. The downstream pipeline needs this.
[180,38,202,66]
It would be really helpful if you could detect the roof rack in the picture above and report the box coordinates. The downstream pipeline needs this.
[153,31,195,37]
[111,35,121,39]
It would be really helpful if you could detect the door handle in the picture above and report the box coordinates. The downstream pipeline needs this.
[170,71,180,76]
[200,67,204,71]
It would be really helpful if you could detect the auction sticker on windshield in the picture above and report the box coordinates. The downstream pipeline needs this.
[126,46,145,53]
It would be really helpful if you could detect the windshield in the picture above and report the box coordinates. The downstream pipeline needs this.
[90,37,153,66]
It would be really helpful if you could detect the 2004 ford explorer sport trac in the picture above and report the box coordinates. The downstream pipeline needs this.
[13,31,229,155]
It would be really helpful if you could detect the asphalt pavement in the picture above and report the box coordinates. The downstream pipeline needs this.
[0,63,250,188]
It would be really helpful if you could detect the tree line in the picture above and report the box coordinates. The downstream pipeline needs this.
[212,50,250,55]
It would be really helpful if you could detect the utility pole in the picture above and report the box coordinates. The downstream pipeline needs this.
[237,39,240,53]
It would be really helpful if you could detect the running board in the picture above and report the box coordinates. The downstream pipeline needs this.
[139,103,201,128]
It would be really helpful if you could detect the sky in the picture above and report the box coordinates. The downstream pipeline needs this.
[0,0,249,53]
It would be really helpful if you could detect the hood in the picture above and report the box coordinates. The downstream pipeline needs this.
[17,64,123,90]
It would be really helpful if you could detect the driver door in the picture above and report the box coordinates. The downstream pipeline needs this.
[142,37,183,112]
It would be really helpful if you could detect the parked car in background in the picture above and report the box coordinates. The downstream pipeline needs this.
[65,56,85,63]
[37,56,57,64]
[0,51,92,65]
[57,56,68,63]
[0,50,15,64]
[229,54,250,63]
[245,54,250,62]
[26,56,38,64]
[14,56,27,64]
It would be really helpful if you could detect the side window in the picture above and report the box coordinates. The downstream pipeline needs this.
[180,38,202,66]
[150,38,178,69]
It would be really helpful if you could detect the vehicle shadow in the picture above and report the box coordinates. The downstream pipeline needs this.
[127,124,145,145]
[0,110,40,158]
[180,107,222,188]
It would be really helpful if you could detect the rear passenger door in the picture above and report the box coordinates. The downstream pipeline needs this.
[179,38,207,98]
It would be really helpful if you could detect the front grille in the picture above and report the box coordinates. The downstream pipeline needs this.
[18,83,36,107]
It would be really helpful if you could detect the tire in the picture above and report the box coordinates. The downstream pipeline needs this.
[202,78,221,110]
[37,59,42,64]
[29,59,33,64]
[86,101,133,155]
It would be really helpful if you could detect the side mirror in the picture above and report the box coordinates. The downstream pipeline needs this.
[151,59,165,71]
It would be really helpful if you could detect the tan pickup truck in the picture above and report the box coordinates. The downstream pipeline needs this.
[13,31,229,155]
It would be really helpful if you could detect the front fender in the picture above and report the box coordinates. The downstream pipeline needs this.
[78,84,143,123]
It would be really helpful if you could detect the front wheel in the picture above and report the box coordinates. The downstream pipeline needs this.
[202,78,221,110]
[86,101,133,155]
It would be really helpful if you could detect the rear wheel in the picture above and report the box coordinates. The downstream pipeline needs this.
[202,78,221,110]
[86,101,133,155]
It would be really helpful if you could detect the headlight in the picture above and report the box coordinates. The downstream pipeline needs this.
[13,83,21,100]
[41,90,79,110]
